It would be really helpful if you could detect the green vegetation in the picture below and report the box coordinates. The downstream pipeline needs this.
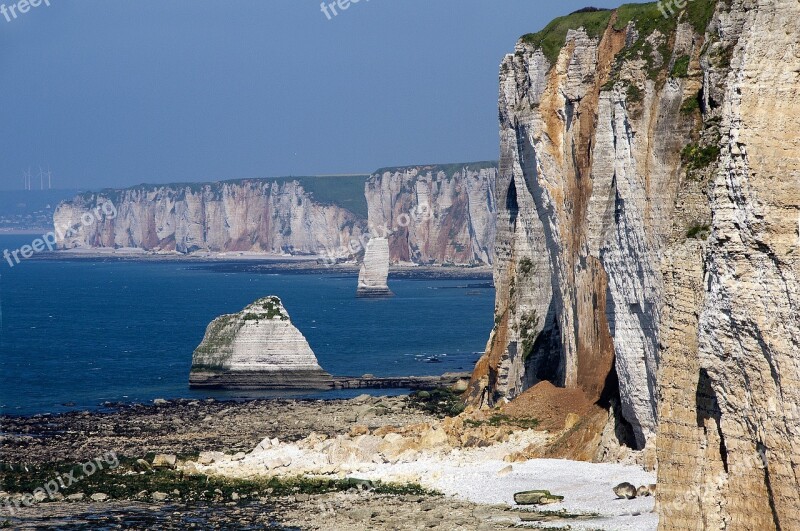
[613,3,679,82]
[372,161,498,181]
[681,92,702,115]
[82,174,371,219]
[614,2,676,33]
[686,0,718,34]
[0,458,440,503]
[681,143,721,173]
[671,55,691,78]
[513,508,601,523]
[408,388,465,418]
[259,296,287,321]
[627,84,644,105]
[515,310,540,362]
[293,175,370,219]
[191,314,238,369]
[464,414,540,430]
[518,257,535,276]
[686,223,711,240]
[521,8,613,64]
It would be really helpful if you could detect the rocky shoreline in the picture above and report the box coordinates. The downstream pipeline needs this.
[30,252,494,280]
[0,396,522,530]
[1,394,656,530]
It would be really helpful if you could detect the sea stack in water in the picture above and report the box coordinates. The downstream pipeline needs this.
[357,237,393,298]
[189,296,333,389]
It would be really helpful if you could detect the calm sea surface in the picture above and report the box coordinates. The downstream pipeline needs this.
[0,235,494,416]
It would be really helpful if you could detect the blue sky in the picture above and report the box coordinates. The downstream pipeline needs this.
[0,0,646,190]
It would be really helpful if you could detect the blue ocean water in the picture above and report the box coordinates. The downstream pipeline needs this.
[0,235,494,416]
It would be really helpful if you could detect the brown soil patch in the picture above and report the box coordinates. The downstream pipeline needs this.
[500,381,603,432]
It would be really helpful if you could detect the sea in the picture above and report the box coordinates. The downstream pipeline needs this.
[0,235,494,416]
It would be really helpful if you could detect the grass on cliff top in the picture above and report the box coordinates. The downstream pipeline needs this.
[77,174,371,219]
[521,8,613,64]
[371,161,498,181]
[521,1,718,66]
[292,176,370,219]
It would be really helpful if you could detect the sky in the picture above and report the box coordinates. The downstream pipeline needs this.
[0,0,646,191]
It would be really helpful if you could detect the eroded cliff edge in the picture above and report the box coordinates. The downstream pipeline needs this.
[468,2,799,529]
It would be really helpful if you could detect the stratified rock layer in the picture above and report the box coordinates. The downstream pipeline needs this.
[54,180,366,258]
[469,2,799,528]
[54,163,498,266]
[190,296,333,389]
[365,163,497,265]
[658,1,800,529]
[356,238,393,298]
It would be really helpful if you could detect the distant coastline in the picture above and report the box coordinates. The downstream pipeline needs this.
[0,228,53,235]
[26,249,494,280]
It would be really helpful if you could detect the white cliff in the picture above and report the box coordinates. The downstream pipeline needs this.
[468,2,800,528]
[190,296,333,389]
[54,179,367,259]
[365,163,498,265]
[54,165,498,266]
[356,237,393,298]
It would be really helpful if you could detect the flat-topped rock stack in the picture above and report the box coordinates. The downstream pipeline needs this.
[189,296,333,389]
[356,237,393,298]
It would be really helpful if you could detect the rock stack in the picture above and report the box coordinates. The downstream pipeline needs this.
[189,296,333,389]
[356,237,393,298]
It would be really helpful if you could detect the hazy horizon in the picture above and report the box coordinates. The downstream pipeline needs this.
[2,0,646,191]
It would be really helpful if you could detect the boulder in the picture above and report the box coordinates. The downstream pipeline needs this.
[152,454,177,470]
[613,482,638,500]
[134,458,152,472]
[198,451,225,465]
[514,490,564,505]
[637,484,656,497]
[451,379,470,393]
[497,465,513,477]
[90,493,109,502]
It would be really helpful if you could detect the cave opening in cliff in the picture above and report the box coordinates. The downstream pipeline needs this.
[597,357,638,450]
[506,179,519,227]
[696,368,729,473]
[523,311,565,388]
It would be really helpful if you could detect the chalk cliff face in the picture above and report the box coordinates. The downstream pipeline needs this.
[365,163,498,265]
[54,180,367,258]
[54,163,498,266]
[357,237,393,298]
[470,2,799,528]
[190,296,333,389]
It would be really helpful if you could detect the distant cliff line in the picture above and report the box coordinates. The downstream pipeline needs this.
[53,161,498,266]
